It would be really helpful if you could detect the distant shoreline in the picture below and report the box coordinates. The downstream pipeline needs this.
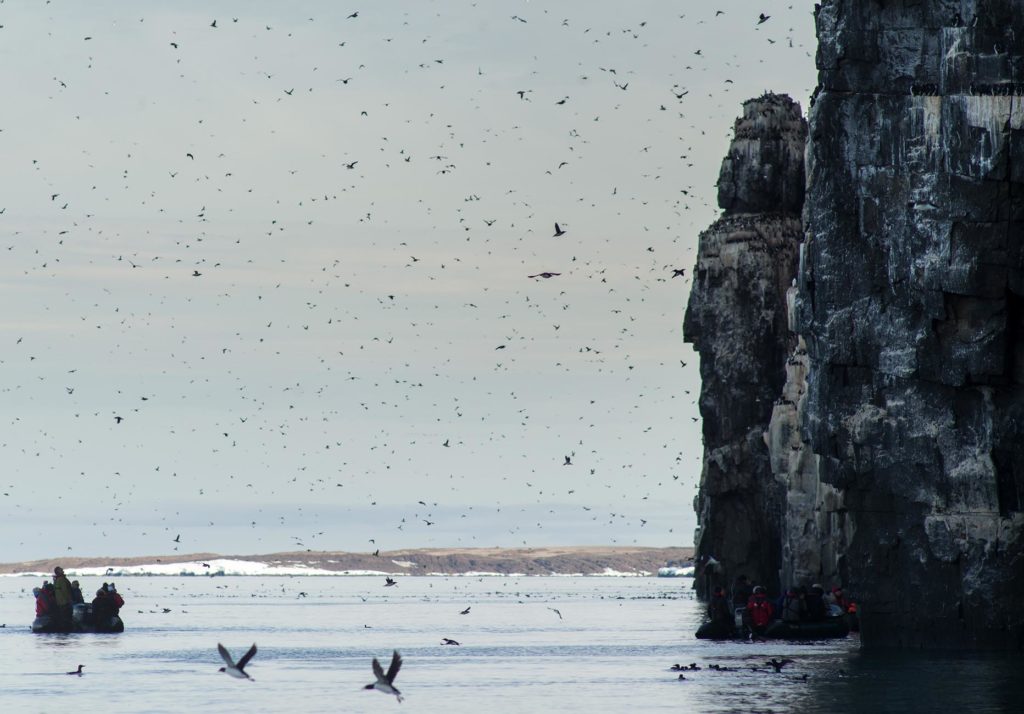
[0,545,694,577]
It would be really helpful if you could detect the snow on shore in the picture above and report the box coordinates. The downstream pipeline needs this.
[3,559,672,578]
[6,559,391,578]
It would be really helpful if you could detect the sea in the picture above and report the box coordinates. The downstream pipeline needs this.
[0,574,1020,713]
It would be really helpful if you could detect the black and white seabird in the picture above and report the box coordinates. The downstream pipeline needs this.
[459,606,471,615]
[364,650,403,703]
[441,638,460,646]
[384,576,398,587]
[218,643,257,680]
[66,664,84,675]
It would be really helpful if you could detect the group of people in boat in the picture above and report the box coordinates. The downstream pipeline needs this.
[704,573,857,637]
[33,566,124,628]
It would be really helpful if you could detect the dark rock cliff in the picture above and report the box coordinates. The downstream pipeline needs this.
[798,0,1024,649]
[684,94,807,597]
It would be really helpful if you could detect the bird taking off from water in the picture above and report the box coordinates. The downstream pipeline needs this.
[364,650,404,702]
[218,643,257,680]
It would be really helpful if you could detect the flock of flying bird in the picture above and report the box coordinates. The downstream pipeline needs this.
[5,0,812,626]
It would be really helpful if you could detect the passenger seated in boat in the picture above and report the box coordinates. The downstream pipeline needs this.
[731,574,752,609]
[34,586,53,618]
[70,580,85,605]
[804,584,827,621]
[92,588,115,623]
[746,585,774,634]
[825,586,847,615]
[780,585,805,623]
[708,586,732,625]
[107,583,124,614]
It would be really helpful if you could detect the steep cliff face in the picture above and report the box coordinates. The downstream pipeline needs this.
[684,94,807,597]
[799,0,1024,649]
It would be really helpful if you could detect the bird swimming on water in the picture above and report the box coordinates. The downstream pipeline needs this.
[218,643,257,680]
[364,650,403,702]
[66,664,84,675]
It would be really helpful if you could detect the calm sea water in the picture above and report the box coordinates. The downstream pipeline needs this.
[0,576,1019,713]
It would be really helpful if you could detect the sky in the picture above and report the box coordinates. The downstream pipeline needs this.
[0,0,818,561]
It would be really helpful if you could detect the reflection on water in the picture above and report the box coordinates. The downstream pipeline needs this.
[808,648,1024,714]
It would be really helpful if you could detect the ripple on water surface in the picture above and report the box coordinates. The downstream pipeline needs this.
[0,576,1020,713]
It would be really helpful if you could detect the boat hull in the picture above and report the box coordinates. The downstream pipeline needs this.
[695,620,737,639]
[31,612,124,634]
[763,616,849,640]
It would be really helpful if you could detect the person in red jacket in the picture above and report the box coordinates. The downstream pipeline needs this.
[34,586,50,617]
[107,583,125,614]
[746,585,774,635]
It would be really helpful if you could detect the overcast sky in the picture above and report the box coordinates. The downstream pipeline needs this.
[0,1,817,561]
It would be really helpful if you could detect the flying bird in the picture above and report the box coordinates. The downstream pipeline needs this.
[384,577,398,587]
[766,658,794,673]
[548,607,563,620]
[218,643,257,680]
[364,650,403,703]
[460,606,471,615]
[758,13,771,24]
[553,223,566,237]
[671,268,686,278]
[528,272,560,279]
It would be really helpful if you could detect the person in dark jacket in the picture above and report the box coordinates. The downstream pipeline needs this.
[804,584,827,621]
[732,574,752,609]
[92,588,114,623]
[70,580,85,605]
[708,586,733,625]
[780,585,805,623]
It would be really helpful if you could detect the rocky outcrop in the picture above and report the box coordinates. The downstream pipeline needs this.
[797,0,1024,649]
[684,94,807,597]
